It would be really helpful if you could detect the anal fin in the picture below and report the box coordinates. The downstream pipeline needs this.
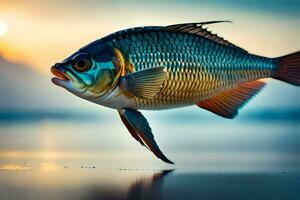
[197,80,266,119]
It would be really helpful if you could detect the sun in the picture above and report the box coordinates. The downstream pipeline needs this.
[0,20,8,37]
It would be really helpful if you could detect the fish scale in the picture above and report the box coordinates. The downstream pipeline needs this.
[103,27,274,109]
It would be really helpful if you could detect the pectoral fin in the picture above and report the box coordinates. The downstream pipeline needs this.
[197,80,266,118]
[118,109,173,164]
[119,66,166,99]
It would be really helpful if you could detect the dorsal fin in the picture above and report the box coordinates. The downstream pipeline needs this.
[197,80,266,118]
[163,21,247,52]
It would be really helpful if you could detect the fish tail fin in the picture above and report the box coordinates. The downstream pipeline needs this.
[272,51,300,86]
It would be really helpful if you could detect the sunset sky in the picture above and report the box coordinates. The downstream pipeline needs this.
[0,0,300,175]
[0,0,299,74]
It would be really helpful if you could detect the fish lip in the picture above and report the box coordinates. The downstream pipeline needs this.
[51,66,71,87]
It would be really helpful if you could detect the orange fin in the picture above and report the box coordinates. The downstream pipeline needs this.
[197,80,266,119]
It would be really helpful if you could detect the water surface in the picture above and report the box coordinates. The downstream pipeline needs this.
[0,115,299,200]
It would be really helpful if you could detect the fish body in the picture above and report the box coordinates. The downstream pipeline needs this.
[95,26,274,110]
[51,21,300,163]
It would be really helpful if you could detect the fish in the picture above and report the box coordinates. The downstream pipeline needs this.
[51,21,300,164]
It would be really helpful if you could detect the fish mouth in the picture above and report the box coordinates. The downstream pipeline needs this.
[51,66,71,87]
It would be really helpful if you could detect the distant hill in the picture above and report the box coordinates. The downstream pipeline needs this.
[0,56,94,111]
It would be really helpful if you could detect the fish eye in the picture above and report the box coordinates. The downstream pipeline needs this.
[71,53,92,72]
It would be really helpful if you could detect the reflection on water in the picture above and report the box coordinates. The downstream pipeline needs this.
[0,166,174,200]
[0,118,299,199]
[85,169,174,200]
[0,166,299,200]
[126,170,174,200]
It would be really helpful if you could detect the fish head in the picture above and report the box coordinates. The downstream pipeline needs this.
[51,40,123,99]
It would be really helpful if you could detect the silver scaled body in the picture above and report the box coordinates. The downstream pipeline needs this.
[93,27,275,110]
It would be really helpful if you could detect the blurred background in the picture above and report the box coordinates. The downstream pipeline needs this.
[0,0,300,194]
